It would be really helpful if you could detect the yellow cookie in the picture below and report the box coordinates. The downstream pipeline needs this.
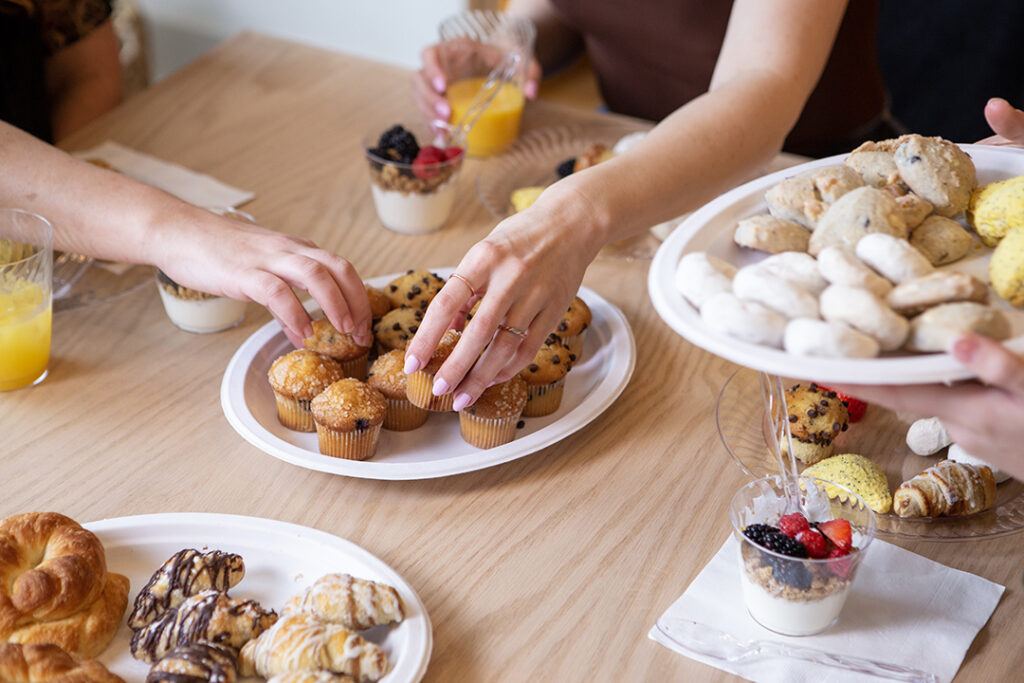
[968,175,1024,247]
[802,453,892,514]
[990,226,1024,307]
[511,186,545,213]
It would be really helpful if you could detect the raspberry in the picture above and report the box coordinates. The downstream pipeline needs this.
[412,146,445,180]
[828,546,855,579]
[778,512,810,538]
[796,529,829,559]
[443,146,464,161]
[819,385,867,422]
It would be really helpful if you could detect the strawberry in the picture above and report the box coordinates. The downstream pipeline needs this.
[778,512,809,538]
[819,385,867,422]
[412,146,445,179]
[828,546,855,579]
[796,529,829,559]
[443,146,464,161]
[818,519,852,552]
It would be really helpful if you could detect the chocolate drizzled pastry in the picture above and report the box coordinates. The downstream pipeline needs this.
[129,549,246,629]
[130,590,277,664]
[146,641,238,683]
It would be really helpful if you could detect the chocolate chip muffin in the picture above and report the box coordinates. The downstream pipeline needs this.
[267,350,345,432]
[459,376,528,448]
[310,378,387,460]
[303,318,372,380]
[367,349,428,431]
[365,284,393,320]
[554,295,592,360]
[406,329,460,412]
[519,334,573,417]
[783,383,850,464]
[385,269,445,311]
[374,307,423,351]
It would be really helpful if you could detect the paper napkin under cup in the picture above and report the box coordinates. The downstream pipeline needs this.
[650,536,1004,683]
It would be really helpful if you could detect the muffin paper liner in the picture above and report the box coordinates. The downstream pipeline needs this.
[273,393,316,432]
[459,412,519,449]
[383,396,429,431]
[340,353,369,381]
[315,422,382,460]
[407,371,455,412]
[523,378,565,417]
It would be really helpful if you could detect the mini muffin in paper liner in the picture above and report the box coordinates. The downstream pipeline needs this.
[273,392,315,432]
[523,378,565,418]
[407,370,455,412]
[340,353,369,381]
[459,413,519,449]
[562,330,587,361]
[315,422,382,460]
[384,396,429,431]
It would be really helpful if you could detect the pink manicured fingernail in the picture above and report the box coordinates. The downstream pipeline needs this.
[453,392,472,411]
[432,76,446,92]
[404,355,422,374]
[354,332,372,348]
[302,324,314,339]
[952,335,979,361]
[433,378,450,396]
[524,81,538,99]
[341,316,353,333]
[435,101,451,119]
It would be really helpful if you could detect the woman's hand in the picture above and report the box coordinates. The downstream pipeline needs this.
[403,185,604,411]
[979,97,1024,148]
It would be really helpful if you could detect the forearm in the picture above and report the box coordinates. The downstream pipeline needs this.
[505,0,582,72]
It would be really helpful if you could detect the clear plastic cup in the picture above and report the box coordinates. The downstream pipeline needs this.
[0,209,53,391]
[729,475,877,636]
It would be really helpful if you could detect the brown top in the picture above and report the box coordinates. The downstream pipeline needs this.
[785,383,849,446]
[374,307,423,351]
[310,378,387,431]
[268,350,344,400]
[367,349,408,400]
[555,296,591,337]
[365,284,393,320]
[550,0,887,157]
[302,319,371,361]
[464,376,528,420]
[424,329,461,374]
[520,339,572,385]
[385,270,445,311]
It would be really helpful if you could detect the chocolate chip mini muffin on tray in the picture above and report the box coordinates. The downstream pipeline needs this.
[385,269,445,311]
[303,318,372,380]
[520,334,573,417]
[555,295,592,360]
[268,350,345,432]
[374,307,423,351]
[310,378,387,460]
[365,284,393,321]
[782,383,850,464]
[459,376,528,448]
[406,329,460,412]
[367,349,429,431]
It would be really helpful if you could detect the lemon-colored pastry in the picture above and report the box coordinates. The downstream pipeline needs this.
[802,453,892,514]
[967,174,1024,247]
[511,186,545,213]
[989,226,1024,307]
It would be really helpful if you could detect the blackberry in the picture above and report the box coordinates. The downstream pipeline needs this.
[742,524,779,547]
[760,531,809,558]
[768,557,813,589]
[375,125,419,164]
[556,157,576,178]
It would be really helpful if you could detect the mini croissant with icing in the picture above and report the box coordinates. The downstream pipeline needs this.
[146,641,239,682]
[893,460,996,518]
[129,549,245,629]
[283,574,403,631]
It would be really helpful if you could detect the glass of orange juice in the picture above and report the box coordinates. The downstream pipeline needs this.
[438,10,536,157]
[0,209,53,391]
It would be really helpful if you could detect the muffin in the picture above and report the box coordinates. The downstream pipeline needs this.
[310,378,387,459]
[367,350,428,431]
[385,269,445,311]
[374,307,423,351]
[783,383,850,464]
[267,350,345,431]
[459,376,528,448]
[519,334,573,417]
[303,318,372,380]
[366,284,393,320]
[554,295,592,360]
[406,329,460,412]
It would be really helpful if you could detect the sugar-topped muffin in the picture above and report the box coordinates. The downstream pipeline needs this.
[385,269,445,310]
[459,376,528,448]
[268,350,344,431]
[554,295,592,360]
[365,284,393,320]
[374,307,423,351]
[520,334,573,416]
[311,378,387,459]
[303,318,372,380]
[406,329,461,412]
[368,349,428,431]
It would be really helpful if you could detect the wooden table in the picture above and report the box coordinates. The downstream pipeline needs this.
[3,33,1020,681]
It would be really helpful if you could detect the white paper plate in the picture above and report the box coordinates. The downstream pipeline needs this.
[88,513,431,682]
[222,268,635,480]
[649,144,1024,385]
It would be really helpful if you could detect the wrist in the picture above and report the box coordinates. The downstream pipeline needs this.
[531,178,613,258]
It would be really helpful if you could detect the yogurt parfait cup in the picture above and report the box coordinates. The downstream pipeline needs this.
[729,475,876,636]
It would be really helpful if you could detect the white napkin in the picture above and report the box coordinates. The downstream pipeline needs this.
[650,536,1004,683]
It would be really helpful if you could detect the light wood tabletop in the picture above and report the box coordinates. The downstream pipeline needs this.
[2,33,1020,681]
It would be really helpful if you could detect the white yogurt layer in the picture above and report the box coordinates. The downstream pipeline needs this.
[158,285,247,334]
[739,564,850,636]
[371,175,458,235]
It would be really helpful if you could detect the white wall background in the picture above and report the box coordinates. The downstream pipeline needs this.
[137,0,470,82]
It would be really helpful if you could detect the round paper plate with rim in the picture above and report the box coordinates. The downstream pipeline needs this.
[648,143,1024,385]
[221,268,635,480]
[88,512,431,681]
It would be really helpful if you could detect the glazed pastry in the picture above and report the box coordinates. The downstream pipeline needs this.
[130,590,277,664]
[367,350,429,431]
[284,574,403,631]
[968,175,1024,246]
[384,270,444,310]
[765,165,863,228]
[268,673,355,683]
[782,383,850,464]
[808,187,908,255]
[754,252,827,295]
[674,252,736,307]
[732,266,819,319]
[733,215,809,254]
[554,295,592,360]
[783,318,880,359]
[373,307,423,351]
[886,271,988,316]
[310,379,387,460]
[459,376,529,448]
[510,186,545,213]
[844,139,901,187]
[905,302,1011,352]
[303,319,372,380]
[820,285,909,351]
[854,233,934,284]
[893,460,996,518]
[989,226,1024,307]
[519,335,573,417]
[364,285,392,321]
[700,292,786,348]
[238,613,388,682]
[948,444,1011,483]
[129,548,246,629]
[0,512,129,659]
[268,350,345,432]
[816,245,892,297]
[893,134,976,217]
[0,642,123,683]
[573,143,614,172]
[906,417,952,456]
[894,192,933,229]
[908,217,971,267]
[146,642,238,683]
[802,453,892,514]
[406,329,461,411]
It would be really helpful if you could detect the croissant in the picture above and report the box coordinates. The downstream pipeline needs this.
[239,613,388,682]
[268,672,355,683]
[0,642,123,683]
[894,460,996,518]
[283,574,403,630]
[130,590,277,664]
[146,641,238,682]
[129,549,245,629]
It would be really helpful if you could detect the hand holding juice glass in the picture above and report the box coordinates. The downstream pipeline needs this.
[1,209,53,391]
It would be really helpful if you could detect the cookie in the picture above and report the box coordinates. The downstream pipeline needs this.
[893,134,976,217]
[855,233,934,284]
[820,284,910,351]
[732,266,819,319]
[906,417,951,456]
[700,292,786,348]
[894,192,934,229]
[989,225,1024,307]
[886,271,988,316]
[754,251,828,295]
[844,139,901,187]
[764,165,863,228]
[905,302,1011,352]
[808,187,908,255]
[675,252,736,307]
[374,307,423,351]
[733,215,809,254]
[909,215,974,266]
[783,318,881,358]
[968,175,1024,247]
[816,245,893,297]
[385,269,445,310]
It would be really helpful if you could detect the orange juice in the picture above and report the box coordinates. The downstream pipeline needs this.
[447,77,525,157]
[0,281,51,391]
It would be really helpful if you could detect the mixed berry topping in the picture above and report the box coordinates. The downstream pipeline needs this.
[743,513,855,585]
[372,125,420,164]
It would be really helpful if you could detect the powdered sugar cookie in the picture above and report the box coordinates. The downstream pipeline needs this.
[906,417,951,456]
[675,252,736,307]
[886,271,988,316]
[700,292,786,348]
[855,233,934,283]
[905,302,1011,352]
[783,318,881,358]
[820,284,910,351]
[755,252,828,295]
[733,214,809,254]
[809,187,908,255]
[733,265,819,319]
[816,245,892,297]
